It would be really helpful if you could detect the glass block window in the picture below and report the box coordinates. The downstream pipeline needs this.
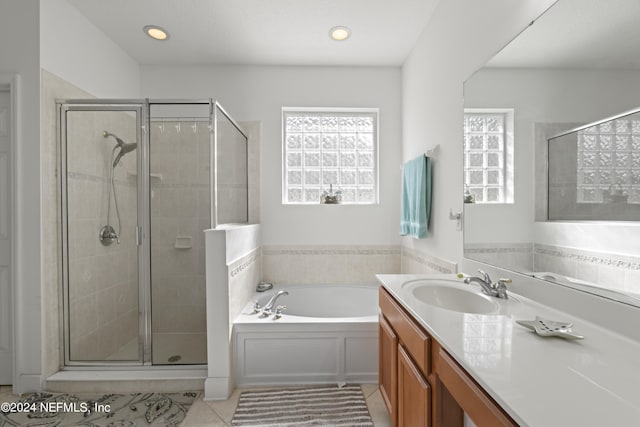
[464,112,512,203]
[576,115,640,204]
[282,108,378,204]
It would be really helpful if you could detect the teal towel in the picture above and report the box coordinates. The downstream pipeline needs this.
[400,155,432,239]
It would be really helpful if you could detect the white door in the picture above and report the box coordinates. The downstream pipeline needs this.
[0,90,12,384]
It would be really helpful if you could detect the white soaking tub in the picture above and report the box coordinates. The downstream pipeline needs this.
[233,284,379,386]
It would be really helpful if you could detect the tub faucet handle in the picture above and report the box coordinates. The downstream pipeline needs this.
[274,305,287,320]
[251,301,261,314]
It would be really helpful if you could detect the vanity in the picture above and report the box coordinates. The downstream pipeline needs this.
[378,279,516,427]
[377,274,640,426]
[381,0,640,424]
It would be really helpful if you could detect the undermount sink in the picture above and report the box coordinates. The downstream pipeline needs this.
[402,279,499,314]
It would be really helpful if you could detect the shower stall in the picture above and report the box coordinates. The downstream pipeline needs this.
[57,99,248,367]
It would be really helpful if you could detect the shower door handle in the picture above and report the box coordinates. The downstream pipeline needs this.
[136,226,143,246]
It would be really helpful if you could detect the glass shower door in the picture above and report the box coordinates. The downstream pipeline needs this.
[148,102,210,365]
[61,105,143,364]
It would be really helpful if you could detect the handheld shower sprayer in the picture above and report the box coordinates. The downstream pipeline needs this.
[100,130,137,246]
[103,131,137,167]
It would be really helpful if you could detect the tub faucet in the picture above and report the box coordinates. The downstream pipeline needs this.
[262,290,289,316]
[463,270,511,299]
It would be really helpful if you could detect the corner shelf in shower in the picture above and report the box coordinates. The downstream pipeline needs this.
[127,170,163,181]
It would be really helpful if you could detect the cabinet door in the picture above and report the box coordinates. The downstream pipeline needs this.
[398,344,431,427]
[379,315,398,425]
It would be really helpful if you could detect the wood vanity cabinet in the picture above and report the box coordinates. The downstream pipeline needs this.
[379,287,517,427]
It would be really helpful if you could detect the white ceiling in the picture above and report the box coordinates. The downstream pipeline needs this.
[487,0,640,69]
[67,0,441,66]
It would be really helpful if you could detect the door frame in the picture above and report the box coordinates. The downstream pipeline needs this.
[58,101,147,366]
[0,73,19,391]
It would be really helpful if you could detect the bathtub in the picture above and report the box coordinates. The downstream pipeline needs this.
[233,284,379,386]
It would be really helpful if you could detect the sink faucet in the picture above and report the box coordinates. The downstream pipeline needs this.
[262,290,289,316]
[462,270,511,299]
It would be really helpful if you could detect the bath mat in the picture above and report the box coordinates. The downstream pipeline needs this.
[0,390,199,426]
[231,385,374,426]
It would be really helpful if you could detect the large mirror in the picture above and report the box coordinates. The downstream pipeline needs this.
[463,0,640,307]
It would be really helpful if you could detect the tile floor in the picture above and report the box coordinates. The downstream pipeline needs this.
[181,384,392,427]
[0,384,391,426]
[0,385,18,404]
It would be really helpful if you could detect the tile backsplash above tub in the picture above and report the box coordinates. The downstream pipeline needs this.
[262,245,401,285]
[534,243,640,295]
[401,246,457,275]
[463,240,640,296]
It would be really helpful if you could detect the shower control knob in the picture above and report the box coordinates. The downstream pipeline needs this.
[99,225,118,246]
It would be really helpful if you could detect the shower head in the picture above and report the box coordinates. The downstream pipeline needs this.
[112,142,137,167]
[104,130,137,167]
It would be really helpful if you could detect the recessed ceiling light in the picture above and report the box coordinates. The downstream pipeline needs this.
[329,26,351,41]
[144,25,169,41]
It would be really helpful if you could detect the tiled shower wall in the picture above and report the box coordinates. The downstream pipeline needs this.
[41,68,141,364]
[42,70,88,375]
[149,121,210,337]
[42,71,138,369]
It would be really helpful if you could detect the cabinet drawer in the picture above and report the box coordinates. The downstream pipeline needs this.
[379,287,431,376]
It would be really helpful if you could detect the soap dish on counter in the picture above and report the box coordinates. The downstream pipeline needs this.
[516,316,584,340]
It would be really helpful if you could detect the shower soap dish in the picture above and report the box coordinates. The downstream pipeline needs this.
[174,236,192,249]
[256,281,273,292]
[516,316,584,340]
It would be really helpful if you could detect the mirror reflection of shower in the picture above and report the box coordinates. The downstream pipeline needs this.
[99,130,137,245]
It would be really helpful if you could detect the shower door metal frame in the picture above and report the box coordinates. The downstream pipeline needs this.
[57,98,247,368]
[58,100,150,367]
[212,101,249,227]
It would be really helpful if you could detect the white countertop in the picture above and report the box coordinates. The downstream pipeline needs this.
[376,274,640,427]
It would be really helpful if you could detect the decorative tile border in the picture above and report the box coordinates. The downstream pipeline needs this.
[534,243,640,271]
[68,172,208,190]
[262,245,401,256]
[218,183,247,189]
[464,242,533,255]
[67,171,133,186]
[229,248,261,278]
[401,246,457,274]
[151,182,208,189]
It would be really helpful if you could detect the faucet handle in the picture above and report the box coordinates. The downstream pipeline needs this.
[274,305,287,319]
[477,269,491,283]
[251,301,261,314]
[495,278,511,299]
